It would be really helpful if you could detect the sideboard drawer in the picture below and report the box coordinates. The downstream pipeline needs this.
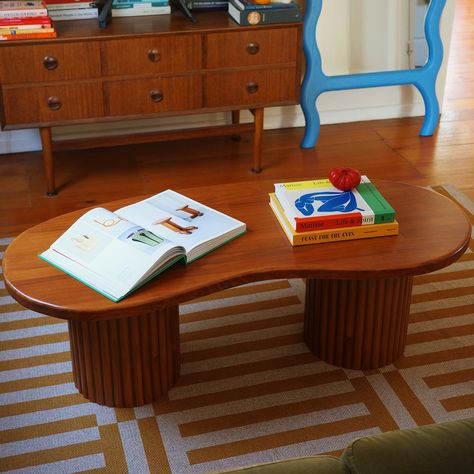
[2,82,104,125]
[102,35,202,76]
[206,28,298,69]
[105,75,203,116]
[0,42,101,84]
[206,67,297,107]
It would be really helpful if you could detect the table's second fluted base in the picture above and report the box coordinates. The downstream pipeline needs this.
[304,277,414,370]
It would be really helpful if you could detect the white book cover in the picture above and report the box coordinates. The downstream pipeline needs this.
[40,190,246,302]
[0,2,48,17]
[111,5,170,15]
[49,7,98,18]
[274,176,377,224]
[0,1,45,10]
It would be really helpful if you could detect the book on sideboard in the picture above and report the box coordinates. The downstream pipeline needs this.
[0,20,52,28]
[48,6,100,19]
[0,30,56,39]
[111,0,170,16]
[0,1,48,18]
[274,176,395,233]
[0,26,55,34]
[112,2,169,8]
[0,16,52,26]
[40,190,246,302]
[44,0,98,9]
[233,0,297,10]
[228,0,301,25]
[186,0,228,11]
[111,0,169,8]
[269,193,399,246]
[46,0,111,20]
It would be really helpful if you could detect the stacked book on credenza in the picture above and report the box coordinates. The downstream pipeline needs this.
[111,0,171,17]
[185,0,228,11]
[269,177,398,246]
[45,0,102,21]
[228,0,301,26]
[0,1,56,39]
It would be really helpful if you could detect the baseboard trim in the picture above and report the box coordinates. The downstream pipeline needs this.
[0,129,42,154]
[0,103,427,155]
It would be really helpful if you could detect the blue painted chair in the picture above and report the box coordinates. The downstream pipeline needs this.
[300,0,447,148]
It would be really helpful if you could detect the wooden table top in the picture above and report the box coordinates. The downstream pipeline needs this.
[3,180,470,321]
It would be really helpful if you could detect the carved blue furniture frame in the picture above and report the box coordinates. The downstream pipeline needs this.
[300,0,447,148]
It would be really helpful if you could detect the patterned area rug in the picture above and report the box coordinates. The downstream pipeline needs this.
[1,185,473,474]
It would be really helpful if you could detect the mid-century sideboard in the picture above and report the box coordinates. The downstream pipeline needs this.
[0,11,302,195]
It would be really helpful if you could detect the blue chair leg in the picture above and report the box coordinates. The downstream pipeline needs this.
[301,91,321,149]
[417,81,441,137]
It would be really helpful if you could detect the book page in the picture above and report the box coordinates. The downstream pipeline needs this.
[44,208,181,294]
[115,190,245,260]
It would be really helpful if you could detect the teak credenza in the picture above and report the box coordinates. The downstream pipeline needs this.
[0,12,302,195]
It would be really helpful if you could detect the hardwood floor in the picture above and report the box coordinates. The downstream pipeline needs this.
[1,0,473,238]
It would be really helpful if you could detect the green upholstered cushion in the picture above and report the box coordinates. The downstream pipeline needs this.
[216,455,350,474]
[341,418,474,474]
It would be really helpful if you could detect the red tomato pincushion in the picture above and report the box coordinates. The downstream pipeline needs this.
[328,167,361,191]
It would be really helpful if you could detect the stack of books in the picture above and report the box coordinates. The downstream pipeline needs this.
[0,1,56,40]
[228,0,301,26]
[45,0,102,20]
[111,0,171,17]
[269,177,398,246]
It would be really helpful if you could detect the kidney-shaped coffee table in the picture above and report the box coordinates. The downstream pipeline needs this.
[3,181,470,407]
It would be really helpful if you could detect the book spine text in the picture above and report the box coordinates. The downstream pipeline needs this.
[0,9,48,18]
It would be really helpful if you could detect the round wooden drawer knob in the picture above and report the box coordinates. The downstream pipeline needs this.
[150,90,164,102]
[147,49,161,62]
[47,96,62,110]
[246,43,260,55]
[246,82,259,94]
[43,56,58,70]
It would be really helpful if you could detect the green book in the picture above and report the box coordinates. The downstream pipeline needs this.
[112,2,169,8]
[112,0,168,5]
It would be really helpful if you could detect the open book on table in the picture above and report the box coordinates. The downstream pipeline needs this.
[40,190,246,302]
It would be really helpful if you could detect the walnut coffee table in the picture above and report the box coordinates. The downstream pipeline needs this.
[3,181,470,407]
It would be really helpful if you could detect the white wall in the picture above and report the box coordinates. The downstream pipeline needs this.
[317,0,350,75]
[348,0,410,73]
[0,0,456,154]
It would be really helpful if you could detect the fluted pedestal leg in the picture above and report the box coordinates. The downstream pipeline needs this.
[68,307,180,407]
[304,277,413,370]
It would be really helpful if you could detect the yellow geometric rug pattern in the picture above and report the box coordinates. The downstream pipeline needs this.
[1,184,473,473]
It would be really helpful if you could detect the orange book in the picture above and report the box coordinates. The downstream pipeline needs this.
[0,31,56,40]
[0,27,55,34]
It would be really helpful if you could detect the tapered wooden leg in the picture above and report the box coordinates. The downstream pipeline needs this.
[231,110,240,124]
[251,108,264,173]
[304,277,413,369]
[40,127,56,196]
[231,110,241,141]
[68,307,180,407]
